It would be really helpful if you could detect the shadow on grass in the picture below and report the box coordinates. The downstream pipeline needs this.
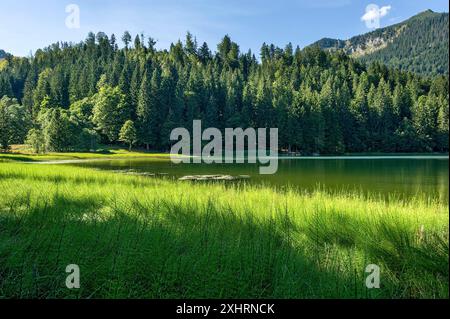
[0,193,382,299]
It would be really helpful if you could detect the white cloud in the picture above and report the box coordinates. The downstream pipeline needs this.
[361,5,392,23]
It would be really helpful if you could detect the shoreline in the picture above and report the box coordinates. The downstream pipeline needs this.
[1,149,449,164]
[0,162,447,298]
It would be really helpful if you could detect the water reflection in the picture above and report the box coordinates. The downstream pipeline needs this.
[71,157,449,203]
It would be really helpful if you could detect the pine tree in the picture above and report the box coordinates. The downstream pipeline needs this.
[130,62,142,116]
[42,108,73,151]
[33,68,53,115]
[22,68,37,116]
[0,97,12,151]
[161,82,184,151]
[198,42,211,64]
[136,68,161,149]
[320,78,344,154]
[0,74,13,99]
[122,31,132,50]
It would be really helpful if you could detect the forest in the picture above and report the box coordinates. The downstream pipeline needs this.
[359,10,449,76]
[313,10,449,77]
[0,31,448,154]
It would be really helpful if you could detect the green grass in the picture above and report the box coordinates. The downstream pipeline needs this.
[0,162,448,298]
[2,145,446,163]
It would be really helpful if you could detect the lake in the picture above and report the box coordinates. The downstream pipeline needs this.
[70,156,449,203]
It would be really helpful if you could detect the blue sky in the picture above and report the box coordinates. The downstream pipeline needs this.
[1,0,448,57]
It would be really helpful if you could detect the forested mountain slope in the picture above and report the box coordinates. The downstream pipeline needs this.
[311,10,449,76]
[0,31,448,154]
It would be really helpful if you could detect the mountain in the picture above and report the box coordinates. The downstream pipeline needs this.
[310,10,449,76]
[0,49,7,60]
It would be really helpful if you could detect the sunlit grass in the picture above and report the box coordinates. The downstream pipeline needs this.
[0,145,175,162]
[0,162,448,298]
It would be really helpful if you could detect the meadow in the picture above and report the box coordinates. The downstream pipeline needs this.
[0,162,448,298]
[0,145,173,162]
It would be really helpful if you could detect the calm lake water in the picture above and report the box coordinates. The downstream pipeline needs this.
[70,156,449,203]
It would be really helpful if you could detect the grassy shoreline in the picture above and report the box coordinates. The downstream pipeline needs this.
[0,162,448,298]
[1,147,448,163]
[0,149,173,162]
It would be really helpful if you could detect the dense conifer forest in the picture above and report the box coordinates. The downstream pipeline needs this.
[0,30,448,154]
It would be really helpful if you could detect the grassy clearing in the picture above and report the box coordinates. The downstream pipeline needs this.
[0,147,173,162]
[0,162,448,298]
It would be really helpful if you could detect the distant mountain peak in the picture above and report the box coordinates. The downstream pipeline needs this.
[408,9,441,21]
[310,10,449,76]
[416,9,436,15]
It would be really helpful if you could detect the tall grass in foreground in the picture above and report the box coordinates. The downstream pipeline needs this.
[0,163,448,298]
